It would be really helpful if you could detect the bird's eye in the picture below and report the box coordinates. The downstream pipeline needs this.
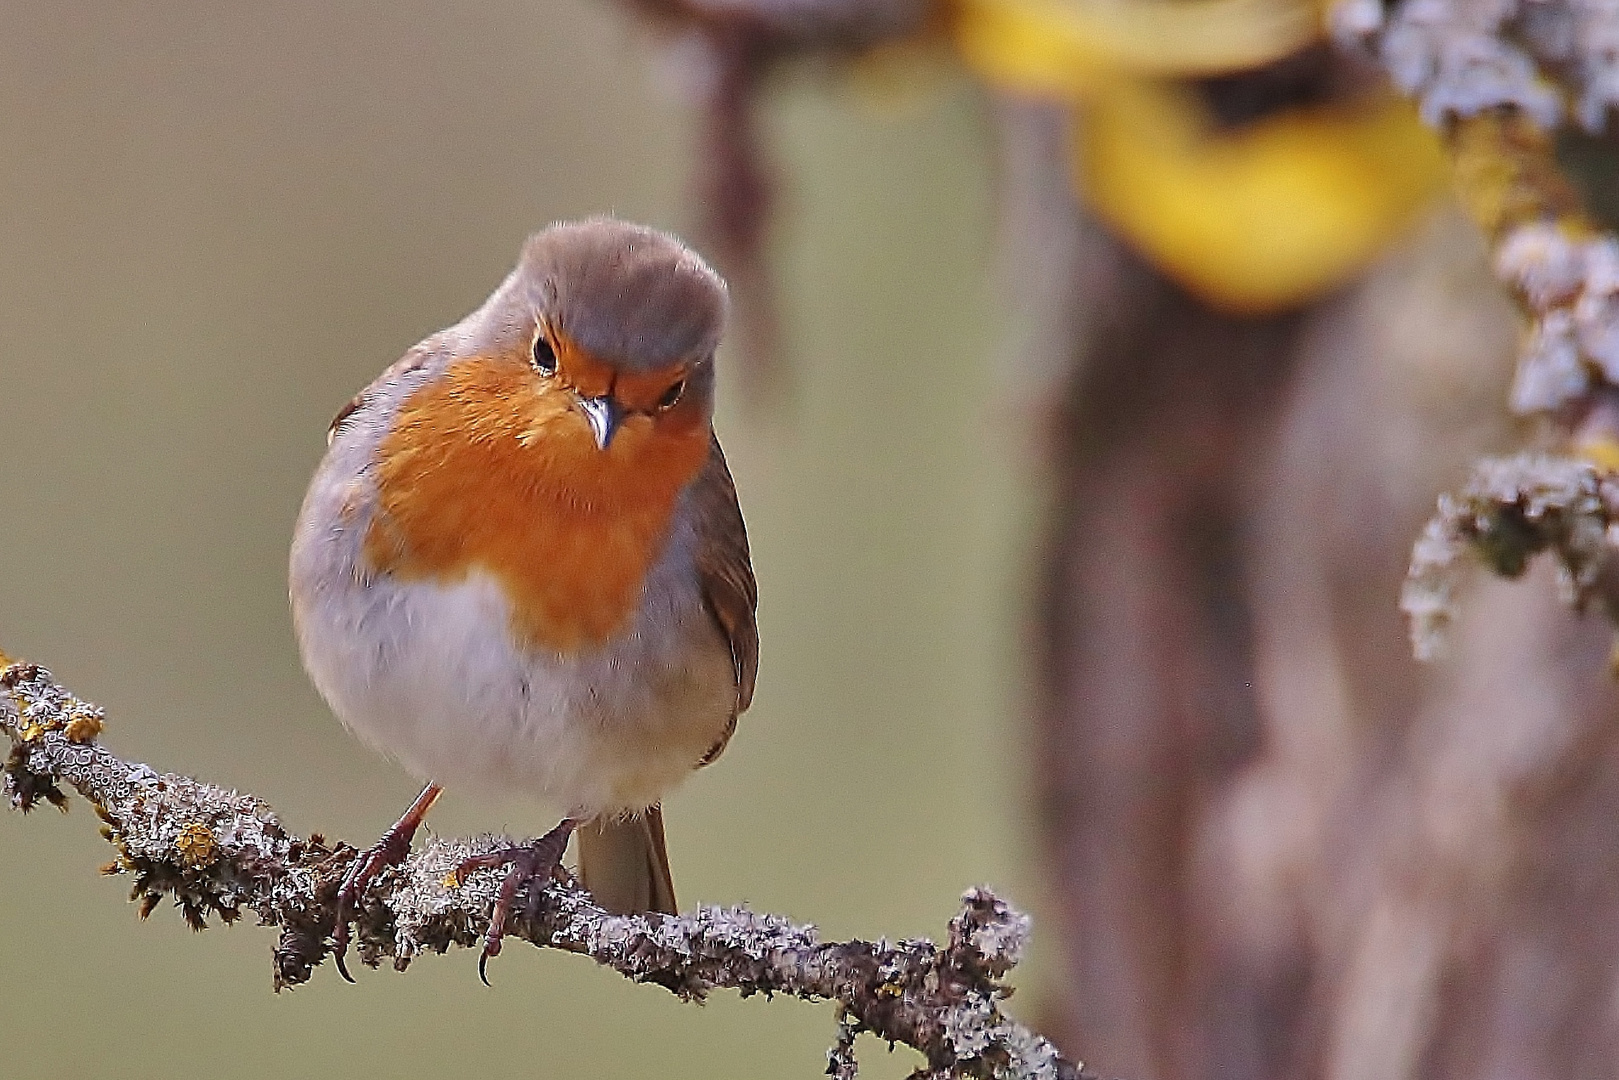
[657,378,686,411]
[532,332,557,375]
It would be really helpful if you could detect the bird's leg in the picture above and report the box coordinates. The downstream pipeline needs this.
[453,817,577,985]
[332,782,442,982]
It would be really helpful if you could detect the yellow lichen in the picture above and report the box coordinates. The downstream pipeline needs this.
[1578,433,1619,475]
[20,723,44,743]
[64,712,103,743]
[174,823,219,868]
[1449,111,1589,242]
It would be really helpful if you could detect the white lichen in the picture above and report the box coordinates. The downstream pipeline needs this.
[1570,0,1619,130]
[1336,0,1619,130]
[1403,454,1613,658]
[1354,0,1564,126]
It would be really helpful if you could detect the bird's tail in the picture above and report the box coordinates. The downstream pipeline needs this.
[576,805,678,915]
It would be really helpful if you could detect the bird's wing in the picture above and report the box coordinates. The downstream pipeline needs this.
[326,347,432,444]
[692,435,759,767]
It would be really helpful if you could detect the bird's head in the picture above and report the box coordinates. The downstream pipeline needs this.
[516,217,725,454]
[383,218,728,516]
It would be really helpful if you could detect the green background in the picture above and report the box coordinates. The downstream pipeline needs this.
[0,3,1046,1077]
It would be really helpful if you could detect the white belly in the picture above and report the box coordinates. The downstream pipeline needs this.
[292,568,735,817]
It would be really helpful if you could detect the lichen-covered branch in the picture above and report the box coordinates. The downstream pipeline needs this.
[1331,0,1619,654]
[0,659,1084,1080]
[1402,452,1619,657]
[1335,0,1619,418]
[1333,0,1619,133]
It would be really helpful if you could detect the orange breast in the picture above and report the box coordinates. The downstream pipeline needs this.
[363,354,710,652]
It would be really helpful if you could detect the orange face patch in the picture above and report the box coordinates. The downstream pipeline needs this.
[550,331,615,399]
[549,328,694,417]
[363,352,711,652]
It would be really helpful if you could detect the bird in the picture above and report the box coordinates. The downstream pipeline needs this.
[289,217,758,981]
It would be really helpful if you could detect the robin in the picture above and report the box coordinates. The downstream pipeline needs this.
[289,218,758,981]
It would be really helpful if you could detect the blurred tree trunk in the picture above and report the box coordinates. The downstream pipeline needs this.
[1011,87,1619,1080]
[1031,232,1304,1080]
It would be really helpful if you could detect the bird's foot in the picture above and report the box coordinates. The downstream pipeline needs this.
[332,783,442,982]
[453,817,577,985]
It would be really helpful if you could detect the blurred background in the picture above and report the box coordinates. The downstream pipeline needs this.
[6,2,1619,1079]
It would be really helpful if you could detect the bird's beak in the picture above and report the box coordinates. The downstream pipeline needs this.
[576,394,622,450]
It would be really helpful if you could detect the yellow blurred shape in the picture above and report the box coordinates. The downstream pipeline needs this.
[954,0,1323,94]
[1577,434,1619,474]
[952,0,1447,310]
[1076,80,1447,311]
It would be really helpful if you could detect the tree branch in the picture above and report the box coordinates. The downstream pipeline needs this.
[0,658,1085,1080]
[1402,452,1619,658]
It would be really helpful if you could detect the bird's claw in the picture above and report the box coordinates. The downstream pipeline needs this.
[452,818,576,985]
[329,783,443,982]
[331,829,415,982]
